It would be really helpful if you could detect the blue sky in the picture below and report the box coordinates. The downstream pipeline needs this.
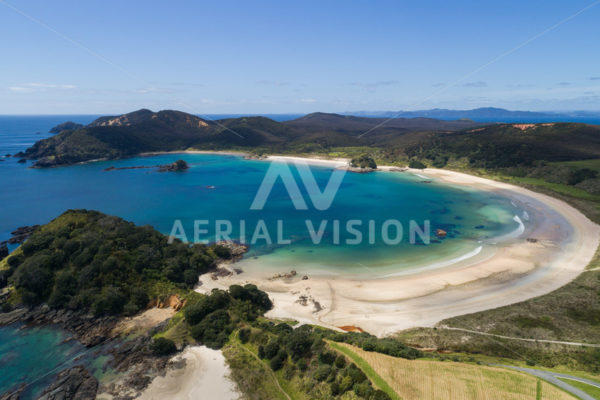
[1,0,599,114]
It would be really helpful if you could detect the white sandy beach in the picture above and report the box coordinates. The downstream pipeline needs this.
[197,154,600,337]
[136,346,239,400]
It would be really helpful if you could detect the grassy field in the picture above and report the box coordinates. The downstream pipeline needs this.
[506,176,600,201]
[550,159,600,172]
[331,342,576,400]
[557,377,600,399]
[328,341,401,400]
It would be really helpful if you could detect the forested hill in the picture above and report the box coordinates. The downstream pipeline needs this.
[0,209,225,316]
[17,108,600,168]
[18,108,479,167]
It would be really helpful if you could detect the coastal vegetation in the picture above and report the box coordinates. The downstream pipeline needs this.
[350,154,377,169]
[171,286,423,399]
[0,209,427,399]
[0,209,219,315]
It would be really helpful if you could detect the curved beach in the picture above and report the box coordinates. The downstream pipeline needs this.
[197,158,600,337]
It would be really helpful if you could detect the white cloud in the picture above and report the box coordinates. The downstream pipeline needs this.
[8,82,76,93]
[25,82,76,89]
[299,98,317,103]
[8,86,34,93]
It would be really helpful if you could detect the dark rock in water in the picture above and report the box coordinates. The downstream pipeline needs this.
[49,121,84,134]
[8,225,39,244]
[157,159,189,172]
[17,159,26,164]
[0,243,7,260]
[0,383,25,400]
[4,154,10,157]
[0,305,117,347]
[38,365,98,400]
[475,225,485,229]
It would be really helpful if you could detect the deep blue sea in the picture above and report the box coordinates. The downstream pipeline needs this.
[0,115,527,396]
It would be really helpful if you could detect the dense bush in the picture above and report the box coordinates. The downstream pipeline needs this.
[350,154,377,169]
[184,289,231,325]
[151,337,177,356]
[5,210,219,314]
[190,309,233,349]
[238,328,251,343]
[408,159,426,169]
[269,349,287,371]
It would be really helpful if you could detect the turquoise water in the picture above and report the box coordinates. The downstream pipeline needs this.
[0,152,520,274]
[0,117,523,395]
[0,117,521,274]
[0,324,88,399]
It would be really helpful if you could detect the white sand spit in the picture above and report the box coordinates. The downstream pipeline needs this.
[137,346,239,400]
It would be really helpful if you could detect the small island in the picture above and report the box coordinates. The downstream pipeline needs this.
[158,159,189,172]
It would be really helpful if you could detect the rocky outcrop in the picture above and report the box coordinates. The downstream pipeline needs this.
[3,225,40,244]
[98,335,172,400]
[215,240,248,259]
[0,243,8,260]
[343,166,376,173]
[0,305,118,347]
[38,366,98,400]
[157,159,189,172]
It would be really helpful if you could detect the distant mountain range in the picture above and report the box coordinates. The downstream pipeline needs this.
[344,107,600,122]
[18,109,480,167]
[17,108,600,168]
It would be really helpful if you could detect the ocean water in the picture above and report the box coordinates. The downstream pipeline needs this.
[0,116,521,276]
[0,116,526,395]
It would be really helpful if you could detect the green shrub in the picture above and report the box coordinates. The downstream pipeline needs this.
[238,328,251,344]
[409,160,427,169]
[269,349,287,371]
[213,245,231,259]
[314,365,332,381]
[319,351,336,365]
[152,337,177,356]
[339,375,353,392]
[346,364,367,383]
[286,329,313,360]
[190,309,232,349]
[263,341,280,359]
[334,355,346,368]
